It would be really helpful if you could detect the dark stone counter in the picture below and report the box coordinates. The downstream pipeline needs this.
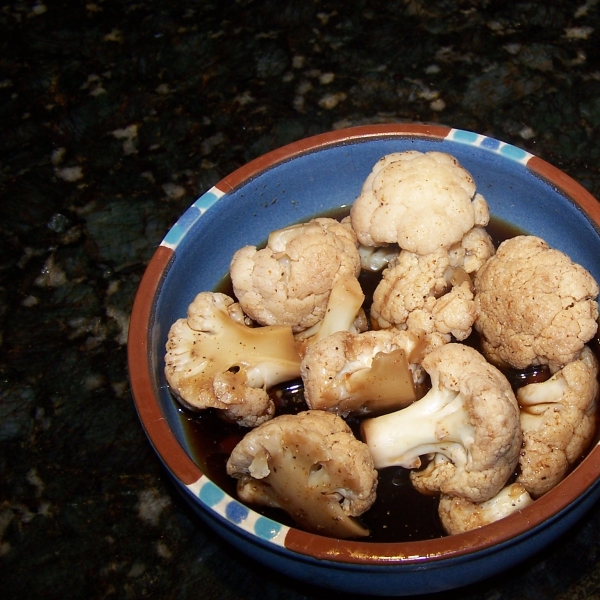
[1,1,600,598]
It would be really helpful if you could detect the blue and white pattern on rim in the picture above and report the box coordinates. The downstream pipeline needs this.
[446,128,534,165]
[161,187,225,250]
[186,477,290,546]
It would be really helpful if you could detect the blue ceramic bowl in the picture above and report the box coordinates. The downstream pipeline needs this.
[128,124,600,596]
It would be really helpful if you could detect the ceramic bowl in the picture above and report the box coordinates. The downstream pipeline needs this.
[128,124,600,596]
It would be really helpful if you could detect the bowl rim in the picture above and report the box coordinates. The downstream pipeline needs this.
[128,123,600,565]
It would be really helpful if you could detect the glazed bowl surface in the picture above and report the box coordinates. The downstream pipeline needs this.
[128,124,600,596]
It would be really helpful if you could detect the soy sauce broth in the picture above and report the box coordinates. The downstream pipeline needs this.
[173,213,600,542]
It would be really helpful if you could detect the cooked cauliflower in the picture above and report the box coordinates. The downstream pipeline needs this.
[230,217,361,332]
[293,273,367,358]
[226,410,378,538]
[474,235,599,371]
[164,292,301,427]
[438,483,534,535]
[361,343,521,503]
[300,329,428,417]
[358,244,400,272]
[350,151,490,255]
[447,226,495,274]
[516,345,599,497]
[370,248,477,345]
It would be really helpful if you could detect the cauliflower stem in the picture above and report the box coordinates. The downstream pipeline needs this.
[361,383,473,470]
[165,292,301,427]
[361,343,521,503]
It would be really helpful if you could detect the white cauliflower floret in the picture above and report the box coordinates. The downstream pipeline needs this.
[294,273,367,358]
[474,235,599,371]
[164,292,301,427]
[226,410,378,538]
[516,346,599,498]
[361,343,521,503]
[438,483,534,535]
[350,151,489,255]
[370,248,477,345]
[300,329,429,417]
[448,226,495,274]
[230,217,361,332]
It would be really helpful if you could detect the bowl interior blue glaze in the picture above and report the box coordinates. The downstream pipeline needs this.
[151,133,600,460]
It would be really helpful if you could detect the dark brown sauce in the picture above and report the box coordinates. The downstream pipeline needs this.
[176,214,600,542]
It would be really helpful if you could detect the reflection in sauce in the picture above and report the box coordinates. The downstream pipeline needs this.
[175,215,600,542]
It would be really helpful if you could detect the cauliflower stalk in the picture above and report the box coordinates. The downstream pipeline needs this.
[230,217,361,332]
[301,329,428,417]
[226,410,378,538]
[164,292,301,427]
[475,235,599,371]
[361,343,521,503]
[350,151,490,255]
[294,273,367,356]
[516,345,599,497]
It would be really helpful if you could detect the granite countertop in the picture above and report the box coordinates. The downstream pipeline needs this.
[2,1,600,598]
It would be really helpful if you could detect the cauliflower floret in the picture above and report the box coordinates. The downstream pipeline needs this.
[516,346,599,497]
[230,217,361,332]
[301,329,429,417]
[448,226,495,274]
[350,151,489,255]
[164,292,301,427]
[370,248,477,344]
[438,483,534,535]
[226,410,378,538]
[361,343,521,503]
[294,273,367,358]
[474,235,599,371]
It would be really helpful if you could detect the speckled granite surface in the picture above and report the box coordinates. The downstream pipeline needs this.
[2,1,600,598]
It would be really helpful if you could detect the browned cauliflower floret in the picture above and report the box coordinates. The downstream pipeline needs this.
[300,329,429,418]
[474,235,599,372]
[361,343,521,503]
[370,248,477,345]
[229,217,361,332]
[350,151,489,255]
[438,483,534,535]
[164,292,301,427]
[226,410,378,538]
[516,346,599,498]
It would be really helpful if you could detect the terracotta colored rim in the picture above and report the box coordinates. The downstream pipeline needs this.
[128,124,600,566]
